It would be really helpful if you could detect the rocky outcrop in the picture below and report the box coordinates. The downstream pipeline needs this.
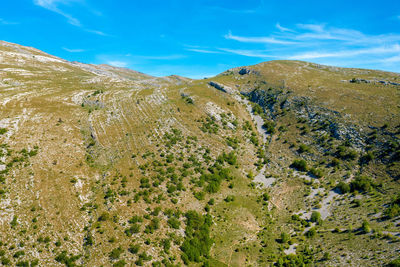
[348,78,400,86]
[208,81,235,94]
[238,68,250,75]
[238,67,260,76]
[82,98,105,109]
[243,88,367,148]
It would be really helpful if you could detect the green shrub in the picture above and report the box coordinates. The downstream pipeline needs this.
[224,195,235,202]
[125,224,140,236]
[263,120,276,134]
[353,199,361,207]
[180,211,213,263]
[144,218,160,234]
[1,257,10,265]
[323,252,330,261]
[331,158,340,167]
[274,246,315,266]
[336,181,350,194]
[128,244,140,254]
[280,232,290,243]
[128,215,142,224]
[55,251,81,266]
[388,257,400,267]
[350,176,376,192]
[252,103,264,115]
[10,216,18,229]
[167,217,181,229]
[109,247,124,260]
[361,220,371,233]
[16,261,29,267]
[384,194,400,218]
[98,212,110,222]
[310,211,322,225]
[305,227,316,238]
[291,159,308,172]
[335,145,358,161]
[298,144,310,153]
[113,260,127,267]
[309,167,323,178]
[262,193,270,201]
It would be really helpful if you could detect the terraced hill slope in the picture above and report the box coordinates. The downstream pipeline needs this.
[0,41,399,266]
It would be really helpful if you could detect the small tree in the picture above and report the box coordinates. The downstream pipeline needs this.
[291,159,308,172]
[361,220,371,233]
[305,227,316,238]
[280,232,290,243]
[336,181,350,194]
[310,211,322,225]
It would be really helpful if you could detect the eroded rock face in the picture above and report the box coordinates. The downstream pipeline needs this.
[244,88,367,149]
[238,67,260,76]
[208,81,235,94]
[239,68,251,75]
[348,78,400,86]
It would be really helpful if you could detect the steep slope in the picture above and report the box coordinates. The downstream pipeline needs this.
[0,42,399,266]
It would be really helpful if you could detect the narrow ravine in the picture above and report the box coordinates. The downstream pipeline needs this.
[234,94,275,188]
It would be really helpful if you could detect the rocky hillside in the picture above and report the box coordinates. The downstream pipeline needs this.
[0,41,399,266]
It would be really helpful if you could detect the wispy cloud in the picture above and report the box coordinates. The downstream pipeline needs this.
[98,53,185,70]
[276,23,293,32]
[34,0,81,26]
[185,48,223,54]
[287,44,400,60]
[33,0,107,36]
[62,47,85,52]
[226,24,400,46]
[133,54,186,60]
[107,60,128,68]
[218,48,274,58]
[219,23,400,71]
[225,31,296,45]
[380,54,400,63]
[297,23,325,32]
[0,18,19,25]
[206,5,258,14]
[85,29,109,36]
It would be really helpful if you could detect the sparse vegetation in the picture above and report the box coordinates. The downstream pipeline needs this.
[0,43,398,267]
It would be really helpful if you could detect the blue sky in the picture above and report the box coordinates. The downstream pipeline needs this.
[1,0,400,78]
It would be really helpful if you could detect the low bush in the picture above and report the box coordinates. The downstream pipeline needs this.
[291,159,308,172]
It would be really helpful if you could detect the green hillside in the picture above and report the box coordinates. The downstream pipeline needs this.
[0,41,399,266]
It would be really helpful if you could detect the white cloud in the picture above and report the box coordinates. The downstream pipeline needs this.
[62,47,85,52]
[297,23,325,32]
[224,31,296,45]
[382,55,400,63]
[0,18,18,25]
[33,0,108,36]
[185,48,223,54]
[221,23,400,66]
[107,61,128,68]
[133,54,186,60]
[226,24,400,47]
[287,45,400,60]
[85,29,109,36]
[206,5,258,14]
[34,0,81,26]
[276,23,293,32]
[218,48,274,58]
